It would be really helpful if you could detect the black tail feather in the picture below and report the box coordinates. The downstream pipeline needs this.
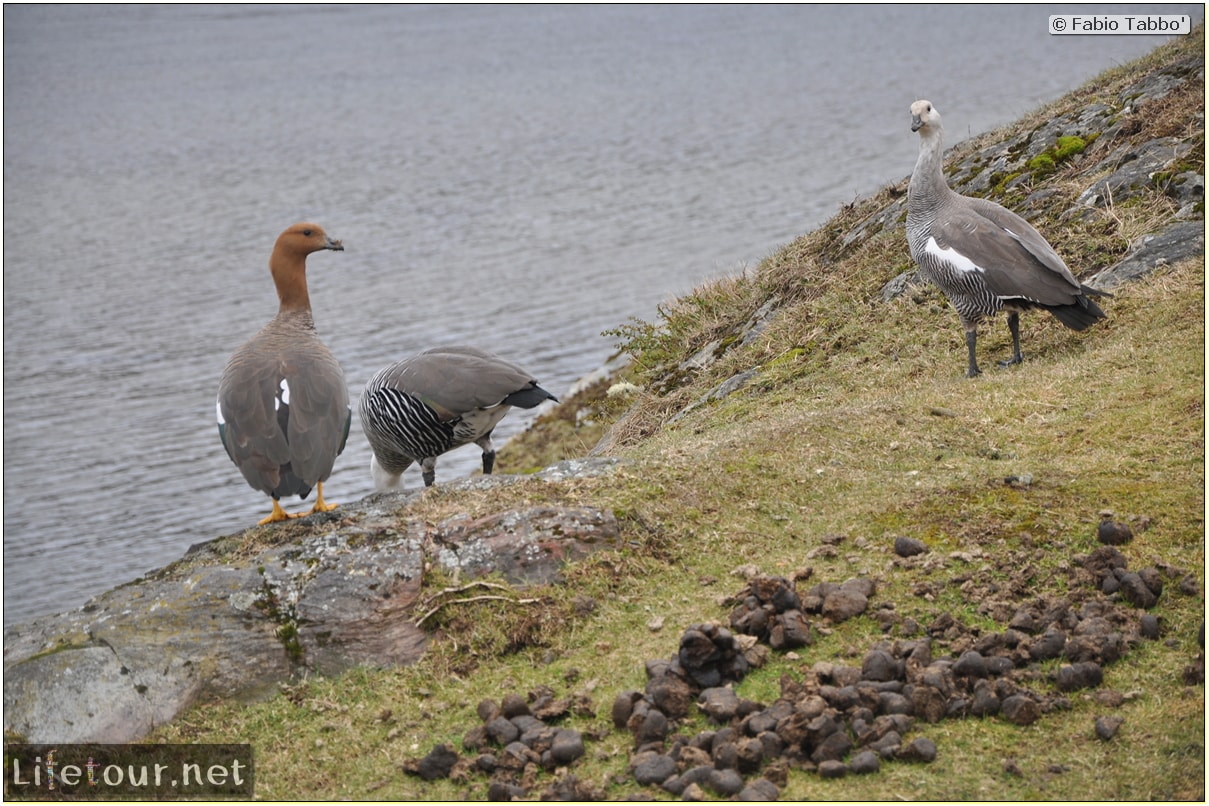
[1046,292,1108,331]
[503,383,559,409]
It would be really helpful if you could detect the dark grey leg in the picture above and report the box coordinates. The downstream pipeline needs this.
[998,312,1023,367]
[965,329,981,378]
[421,457,437,487]
[476,432,496,475]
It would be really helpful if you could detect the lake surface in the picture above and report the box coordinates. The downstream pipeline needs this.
[4,4,1199,626]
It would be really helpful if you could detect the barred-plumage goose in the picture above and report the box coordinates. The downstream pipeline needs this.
[359,346,558,489]
[906,100,1108,377]
[217,223,350,524]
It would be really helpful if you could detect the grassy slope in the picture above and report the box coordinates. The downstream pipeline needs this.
[157,33,1205,800]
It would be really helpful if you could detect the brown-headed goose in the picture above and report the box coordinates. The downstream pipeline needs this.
[359,346,557,489]
[217,222,350,524]
[906,99,1108,377]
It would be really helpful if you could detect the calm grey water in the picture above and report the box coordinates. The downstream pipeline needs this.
[4,4,1199,626]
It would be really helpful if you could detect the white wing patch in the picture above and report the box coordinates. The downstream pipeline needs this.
[216,398,225,425]
[925,237,984,275]
[277,378,291,409]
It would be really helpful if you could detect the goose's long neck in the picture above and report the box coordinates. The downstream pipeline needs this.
[908,125,950,216]
[270,249,313,318]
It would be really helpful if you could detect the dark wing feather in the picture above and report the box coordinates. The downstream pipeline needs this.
[218,329,348,497]
[377,346,550,418]
[280,343,350,485]
[933,203,1083,306]
[217,343,294,496]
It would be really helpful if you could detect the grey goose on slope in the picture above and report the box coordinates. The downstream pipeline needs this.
[360,346,558,489]
[906,100,1108,377]
[217,223,351,524]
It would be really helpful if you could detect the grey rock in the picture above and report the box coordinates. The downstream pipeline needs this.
[709,768,746,797]
[1088,221,1205,291]
[850,749,881,774]
[987,656,1015,676]
[1055,661,1104,692]
[670,368,761,424]
[1118,572,1159,609]
[867,729,902,759]
[486,716,520,746]
[612,690,643,728]
[862,649,901,682]
[811,730,853,764]
[500,692,530,718]
[880,269,928,303]
[647,672,694,719]
[1077,138,1194,208]
[910,684,948,724]
[550,728,585,766]
[411,743,459,781]
[894,535,929,557]
[1164,170,1204,207]
[632,707,669,745]
[1097,520,1134,546]
[477,698,501,723]
[1001,695,1041,726]
[475,753,497,773]
[1138,567,1165,597]
[699,686,741,723]
[432,505,621,584]
[4,500,621,744]
[821,588,869,622]
[952,650,989,678]
[1028,628,1068,661]
[878,691,913,715]
[970,680,1001,717]
[487,780,527,800]
[738,778,780,801]
[632,752,677,786]
[1095,715,1125,740]
[897,736,938,763]
[667,764,714,794]
[817,759,849,778]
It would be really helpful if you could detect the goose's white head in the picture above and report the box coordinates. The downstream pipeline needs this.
[910,99,941,134]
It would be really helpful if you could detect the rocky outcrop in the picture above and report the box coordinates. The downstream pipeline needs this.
[3,459,622,744]
[1088,220,1205,290]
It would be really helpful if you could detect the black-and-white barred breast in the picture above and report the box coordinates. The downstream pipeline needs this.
[359,384,454,474]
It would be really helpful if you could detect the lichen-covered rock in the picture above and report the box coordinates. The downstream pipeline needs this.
[1088,221,1206,291]
[3,493,622,744]
[1077,138,1194,208]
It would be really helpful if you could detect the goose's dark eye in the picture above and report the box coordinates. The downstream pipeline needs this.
[303,229,313,236]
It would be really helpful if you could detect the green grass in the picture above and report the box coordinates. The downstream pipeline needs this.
[154,30,1205,801]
